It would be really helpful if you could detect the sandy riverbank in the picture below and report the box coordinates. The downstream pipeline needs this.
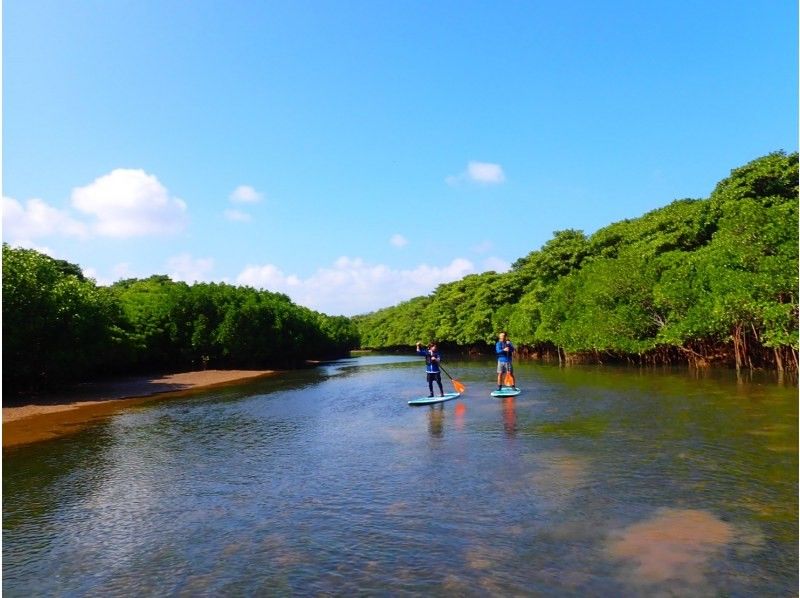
[3,369,276,448]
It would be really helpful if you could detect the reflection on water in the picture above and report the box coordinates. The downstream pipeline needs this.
[453,402,467,431]
[502,397,517,437]
[427,405,445,437]
[3,356,797,596]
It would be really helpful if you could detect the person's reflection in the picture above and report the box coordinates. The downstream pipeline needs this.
[454,402,466,431]
[502,397,517,437]
[428,404,445,437]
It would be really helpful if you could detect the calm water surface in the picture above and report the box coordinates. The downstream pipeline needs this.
[4,356,797,596]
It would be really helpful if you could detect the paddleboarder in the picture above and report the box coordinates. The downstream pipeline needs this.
[496,331,517,390]
[416,341,445,398]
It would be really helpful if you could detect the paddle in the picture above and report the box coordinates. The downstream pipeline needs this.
[503,370,517,389]
[438,364,466,394]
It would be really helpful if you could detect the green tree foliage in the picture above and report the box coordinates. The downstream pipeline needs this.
[540,250,663,355]
[111,277,359,370]
[356,152,798,371]
[512,229,591,286]
[3,244,130,392]
[3,249,359,394]
[355,271,527,348]
[505,230,592,346]
[709,150,798,209]
[589,199,715,259]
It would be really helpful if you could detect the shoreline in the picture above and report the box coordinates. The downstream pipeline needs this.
[3,369,276,448]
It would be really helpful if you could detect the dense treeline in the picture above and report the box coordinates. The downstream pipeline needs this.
[3,249,358,394]
[354,152,799,372]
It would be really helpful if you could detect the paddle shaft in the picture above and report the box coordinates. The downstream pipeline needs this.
[438,363,455,380]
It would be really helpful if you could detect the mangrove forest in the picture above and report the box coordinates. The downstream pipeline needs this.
[2,252,358,395]
[354,151,798,372]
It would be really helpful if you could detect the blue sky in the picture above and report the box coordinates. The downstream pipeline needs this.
[4,1,797,315]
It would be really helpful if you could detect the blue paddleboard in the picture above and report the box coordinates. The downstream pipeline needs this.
[491,387,521,398]
[408,392,461,406]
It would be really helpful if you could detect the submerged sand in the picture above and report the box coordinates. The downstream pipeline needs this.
[3,370,275,447]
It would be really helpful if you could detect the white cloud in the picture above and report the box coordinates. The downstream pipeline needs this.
[14,241,56,255]
[81,266,102,283]
[71,168,187,237]
[83,262,137,286]
[482,256,511,272]
[2,196,89,242]
[224,209,252,222]
[229,185,263,203]
[3,169,187,244]
[225,185,262,221]
[390,233,408,248]
[468,161,505,183]
[111,262,136,279]
[166,253,215,283]
[237,256,476,316]
[446,161,506,186]
[237,264,301,290]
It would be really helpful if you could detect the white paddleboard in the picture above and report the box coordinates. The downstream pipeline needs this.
[408,392,461,406]
[491,387,521,398]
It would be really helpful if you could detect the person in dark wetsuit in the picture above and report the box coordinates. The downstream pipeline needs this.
[416,341,445,397]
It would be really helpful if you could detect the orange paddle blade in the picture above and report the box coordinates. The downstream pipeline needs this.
[452,379,466,393]
[504,372,516,387]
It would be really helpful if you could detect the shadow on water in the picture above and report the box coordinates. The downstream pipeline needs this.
[3,355,797,596]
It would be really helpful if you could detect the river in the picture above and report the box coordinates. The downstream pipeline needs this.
[3,355,797,596]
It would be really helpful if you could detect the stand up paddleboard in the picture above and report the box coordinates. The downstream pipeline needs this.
[408,392,461,406]
[491,387,521,398]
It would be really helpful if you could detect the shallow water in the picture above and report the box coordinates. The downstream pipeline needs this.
[3,356,797,596]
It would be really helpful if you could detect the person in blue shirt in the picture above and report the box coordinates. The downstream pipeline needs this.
[416,341,445,397]
[495,331,517,390]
